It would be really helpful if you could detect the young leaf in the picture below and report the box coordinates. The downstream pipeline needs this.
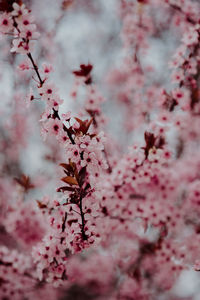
[61,176,78,186]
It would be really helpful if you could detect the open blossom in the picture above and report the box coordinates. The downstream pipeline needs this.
[172,88,190,105]
[42,63,53,77]
[0,12,12,33]
[43,118,63,136]
[171,69,184,84]
[186,58,198,75]
[11,3,28,17]
[18,59,30,71]
[11,38,35,54]
[40,83,59,101]
[17,14,36,32]
[182,27,199,46]
[0,3,40,55]
[67,144,81,163]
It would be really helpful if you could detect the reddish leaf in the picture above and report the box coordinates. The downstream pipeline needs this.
[14,174,34,192]
[74,117,84,127]
[61,176,78,185]
[60,161,77,177]
[60,163,69,170]
[73,64,93,77]
[85,76,92,85]
[142,132,156,158]
[57,186,75,192]
[85,118,93,134]
[62,0,73,10]
[78,166,87,187]
[74,117,93,135]
[37,200,47,209]
[155,136,165,149]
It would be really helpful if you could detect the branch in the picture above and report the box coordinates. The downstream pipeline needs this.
[27,52,44,86]
[79,194,87,240]
[170,4,196,25]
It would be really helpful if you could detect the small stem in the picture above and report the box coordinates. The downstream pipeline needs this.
[26,40,76,146]
[72,208,81,215]
[63,124,75,145]
[27,52,76,145]
[13,17,44,87]
[103,149,112,173]
[79,194,87,240]
[62,212,68,233]
[27,52,44,86]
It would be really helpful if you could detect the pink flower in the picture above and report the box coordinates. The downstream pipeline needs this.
[67,144,81,163]
[17,14,35,32]
[40,83,58,101]
[10,38,35,54]
[81,152,98,172]
[62,111,71,121]
[171,69,184,84]
[186,59,197,75]
[11,3,28,17]
[42,63,53,75]
[182,28,199,46]
[44,118,63,136]
[18,59,30,71]
[0,13,12,33]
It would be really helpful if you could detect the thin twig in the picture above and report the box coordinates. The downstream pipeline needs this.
[27,52,44,86]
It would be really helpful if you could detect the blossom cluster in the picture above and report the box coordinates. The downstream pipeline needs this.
[0,2,40,54]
